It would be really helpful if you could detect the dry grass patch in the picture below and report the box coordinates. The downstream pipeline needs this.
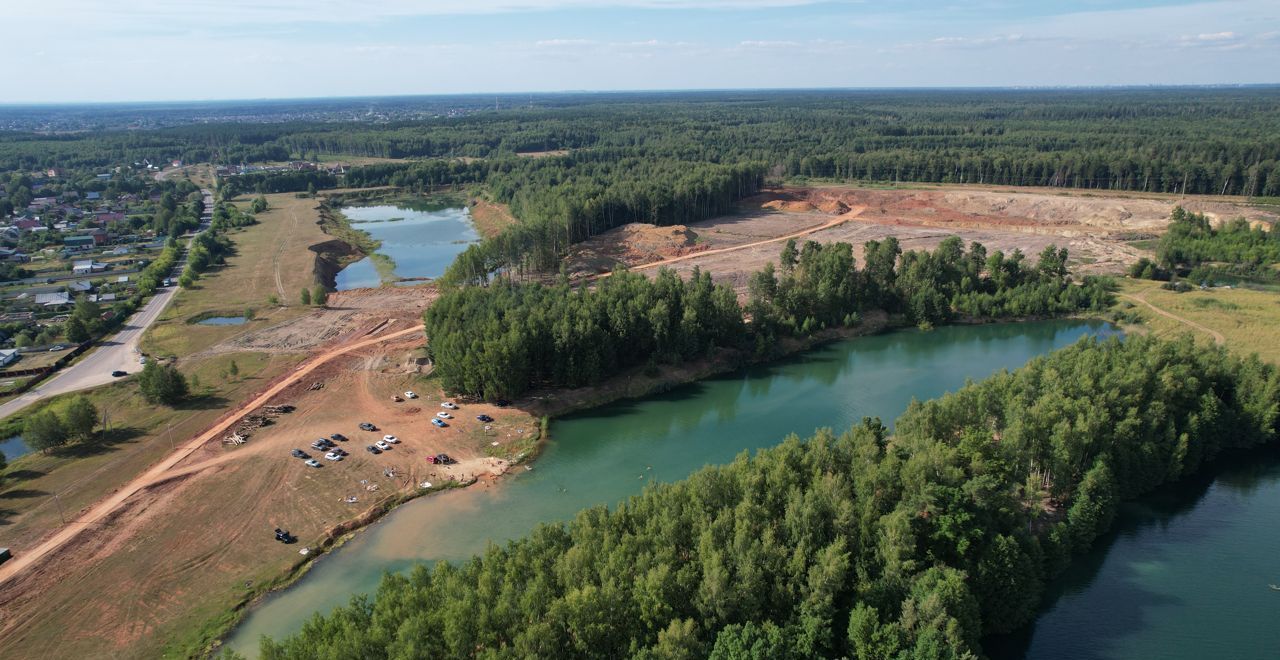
[143,193,332,358]
[1117,279,1280,364]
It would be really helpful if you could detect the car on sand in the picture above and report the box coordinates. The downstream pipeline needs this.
[359,422,377,432]
[436,412,451,419]
[375,440,392,451]
[440,401,458,410]
[382,434,399,444]
[366,445,382,455]
[324,451,343,461]
[431,418,448,428]
[304,459,322,468]
[404,391,418,399]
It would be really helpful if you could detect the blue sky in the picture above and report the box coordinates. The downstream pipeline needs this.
[7,0,1278,102]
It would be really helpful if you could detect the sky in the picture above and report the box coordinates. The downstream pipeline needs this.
[4,0,1278,102]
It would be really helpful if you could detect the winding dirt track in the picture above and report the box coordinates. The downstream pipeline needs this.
[1120,291,1226,346]
[0,322,425,587]
[597,208,862,278]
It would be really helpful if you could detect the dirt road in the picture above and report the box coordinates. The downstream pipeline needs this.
[596,210,860,280]
[0,321,425,587]
[1120,291,1226,346]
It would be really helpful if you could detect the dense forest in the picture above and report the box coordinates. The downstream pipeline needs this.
[254,335,1280,659]
[8,90,1280,195]
[424,239,1114,399]
[9,89,1280,279]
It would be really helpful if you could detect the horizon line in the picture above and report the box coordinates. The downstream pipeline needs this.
[4,83,1280,108]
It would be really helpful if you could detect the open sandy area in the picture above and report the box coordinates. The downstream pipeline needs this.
[565,185,1278,294]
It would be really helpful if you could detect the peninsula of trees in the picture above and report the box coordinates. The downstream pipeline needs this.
[424,239,1114,399]
[257,335,1280,658]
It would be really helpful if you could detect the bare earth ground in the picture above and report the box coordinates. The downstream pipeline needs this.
[204,286,439,356]
[0,303,536,659]
[566,185,1278,294]
[3,183,1275,659]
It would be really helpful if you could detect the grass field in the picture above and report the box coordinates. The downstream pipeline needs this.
[1116,278,1280,364]
[0,351,295,549]
[142,193,332,358]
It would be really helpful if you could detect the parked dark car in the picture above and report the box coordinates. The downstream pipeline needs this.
[476,414,493,423]
[291,449,308,459]
[274,528,297,544]
[330,433,348,442]
[111,370,127,378]
[359,422,377,432]
[495,399,511,408]
[366,445,381,455]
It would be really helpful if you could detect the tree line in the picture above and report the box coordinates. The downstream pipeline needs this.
[1128,206,1280,285]
[253,334,1280,659]
[424,239,1114,399]
[178,202,255,288]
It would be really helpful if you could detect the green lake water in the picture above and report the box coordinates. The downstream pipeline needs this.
[986,444,1280,660]
[226,319,1116,655]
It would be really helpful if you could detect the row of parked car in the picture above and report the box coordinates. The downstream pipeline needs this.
[291,401,493,468]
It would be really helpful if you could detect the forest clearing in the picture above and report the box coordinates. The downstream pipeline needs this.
[565,184,1277,294]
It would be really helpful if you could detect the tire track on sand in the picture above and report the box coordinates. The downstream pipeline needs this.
[0,322,425,587]
[591,207,864,280]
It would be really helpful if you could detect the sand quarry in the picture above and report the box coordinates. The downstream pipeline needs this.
[2,183,1275,657]
[566,185,1278,294]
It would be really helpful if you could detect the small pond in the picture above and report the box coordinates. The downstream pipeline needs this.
[196,316,248,326]
[0,435,31,461]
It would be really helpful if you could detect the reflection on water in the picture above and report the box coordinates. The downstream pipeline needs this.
[334,204,478,290]
[985,445,1280,660]
[226,320,1116,655]
[0,435,30,461]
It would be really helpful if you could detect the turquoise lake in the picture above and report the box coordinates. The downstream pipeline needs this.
[226,319,1118,655]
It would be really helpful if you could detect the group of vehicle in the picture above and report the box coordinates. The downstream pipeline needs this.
[291,434,350,467]
[290,401,490,468]
[367,434,398,454]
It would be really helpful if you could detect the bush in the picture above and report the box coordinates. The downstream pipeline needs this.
[24,410,67,453]
[137,361,189,405]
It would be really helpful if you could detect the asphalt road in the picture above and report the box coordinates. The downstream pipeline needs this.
[0,190,213,421]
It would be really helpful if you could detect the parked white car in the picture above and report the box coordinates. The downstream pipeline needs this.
[324,451,342,461]
[382,435,399,444]
[441,401,458,410]
[404,391,418,399]
[375,440,392,451]
[436,412,451,419]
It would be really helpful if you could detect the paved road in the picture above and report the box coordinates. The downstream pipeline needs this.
[0,190,214,421]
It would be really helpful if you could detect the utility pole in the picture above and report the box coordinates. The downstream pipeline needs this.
[52,490,67,524]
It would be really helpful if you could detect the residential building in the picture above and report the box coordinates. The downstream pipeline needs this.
[34,292,72,307]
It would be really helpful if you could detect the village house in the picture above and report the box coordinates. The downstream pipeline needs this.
[34,292,72,308]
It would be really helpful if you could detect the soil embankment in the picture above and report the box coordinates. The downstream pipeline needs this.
[309,238,362,290]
